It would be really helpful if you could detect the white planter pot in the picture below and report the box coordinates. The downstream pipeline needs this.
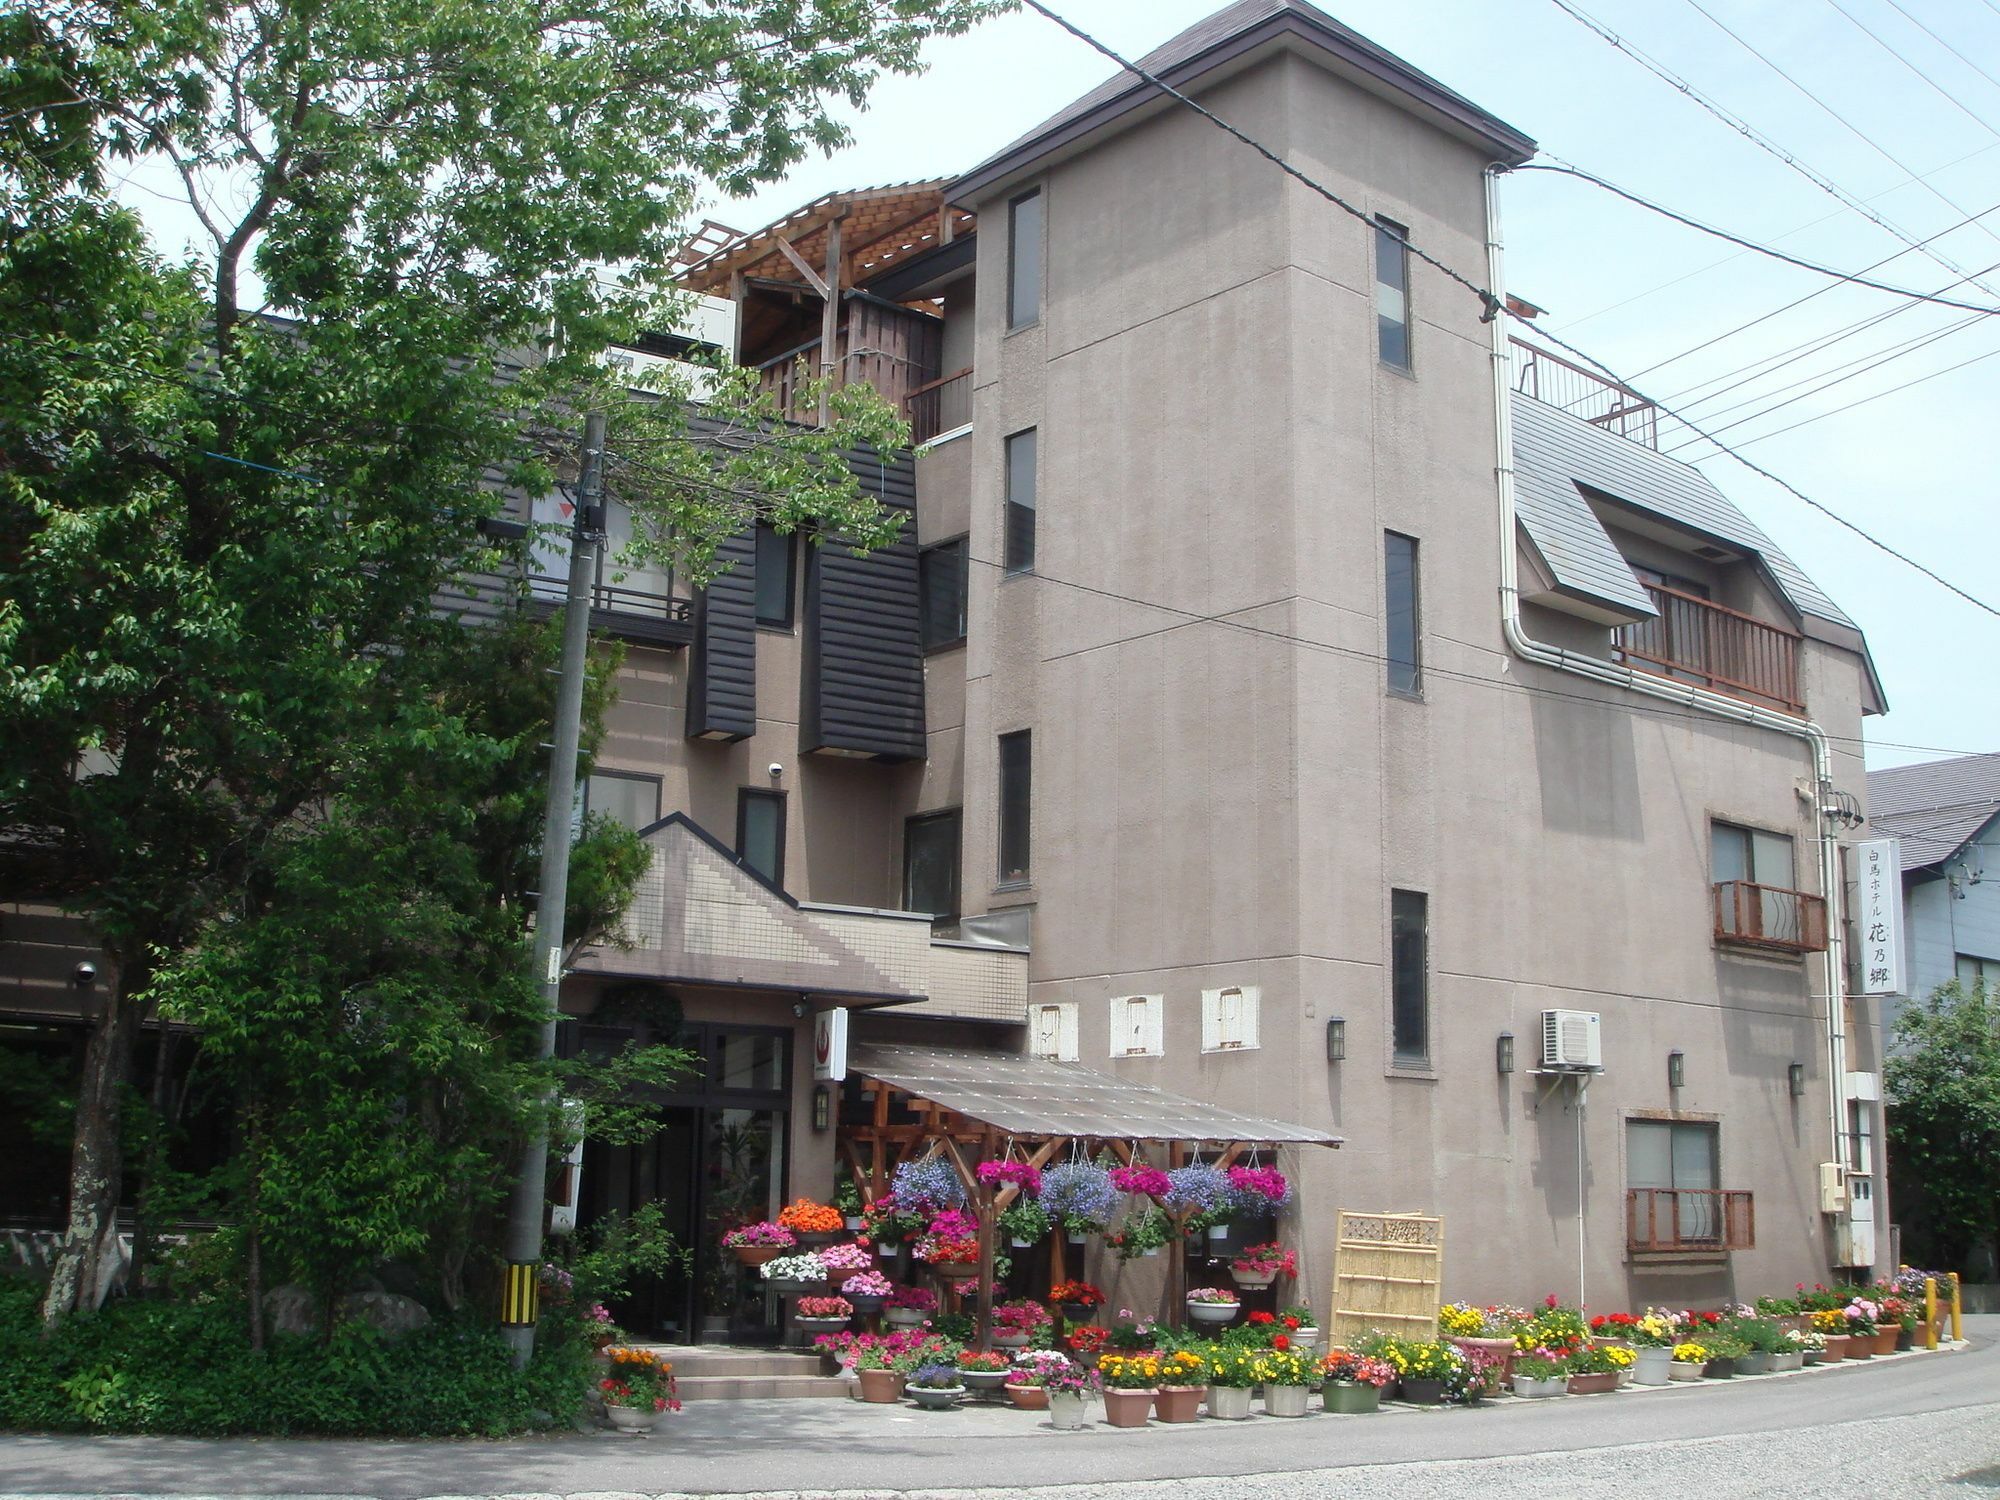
[878,1242,900,1259]
[1631,1347,1674,1386]
[1511,1375,1567,1399]
[1067,1230,1087,1245]
[1207,1384,1254,1420]
[1048,1392,1088,1430]
[990,1329,1031,1348]
[1208,1223,1231,1241]
[1230,1267,1279,1289]
[1011,1236,1032,1248]
[1264,1384,1311,1417]
[844,1215,864,1232]
[885,1307,928,1328]
[907,1384,965,1410]
[1771,1350,1804,1371]
[605,1404,662,1433]
[1668,1362,1705,1382]
[1187,1301,1241,1325]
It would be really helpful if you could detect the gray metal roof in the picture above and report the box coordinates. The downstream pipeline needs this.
[952,0,1534,202]
[1510,392,1857,631]
[1866,752,2000,870]
[848,1041,1341,1145]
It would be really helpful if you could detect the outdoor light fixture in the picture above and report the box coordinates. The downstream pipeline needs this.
[1496,1031,1516,1075]
[1788,1062,1806,1098]
[812,1084,831,1133]
[1668,1049,1686,1090]
[1325,1016,1347,1063]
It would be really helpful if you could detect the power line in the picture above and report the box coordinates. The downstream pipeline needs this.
[1706,340,2000,453]
[1879,0,2000,98]
[1819,0,2000,141]
[1515,161,2000,315]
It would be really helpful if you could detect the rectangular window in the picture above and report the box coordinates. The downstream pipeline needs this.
[1375,219,1411,370]
[1390,889,1429,1066]
[1847,1099,1874,1176]
[1201,986,1261,1052]
[997,729,1032,884]
[735,788,786,888]
[919,538,967,650]
[1110,994,1164,1058]
[1008,188,1043,330]
[1711,819,1805,946]
[1709,821,1795,887]
[1956,953,1996,989]
[584,772,661,833]
[1004,429,1037,575]
[903,809,961,918]
[1031,1002,1079,1062]
[1385,530,1421,696]
[1627,1118,1723,1245]
[754,522,795,628]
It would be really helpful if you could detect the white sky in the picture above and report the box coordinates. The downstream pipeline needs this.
[122,0,2000,775]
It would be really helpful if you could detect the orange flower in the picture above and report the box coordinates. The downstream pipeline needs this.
[777,1198,844,1233]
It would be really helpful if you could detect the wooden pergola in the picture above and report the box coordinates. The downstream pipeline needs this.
[836,1042,1341,1348]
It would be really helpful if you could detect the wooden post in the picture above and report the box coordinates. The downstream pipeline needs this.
[1167,1141,1188,1327]
[818,214,843,425]
[974,1180,998,1353]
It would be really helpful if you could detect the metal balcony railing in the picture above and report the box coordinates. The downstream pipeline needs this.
[1713,879,1828,954]
[1614,584,1804,715]
[1512,337,1659,448]
[525,574,694,648]
[1627,1188,1755,1253]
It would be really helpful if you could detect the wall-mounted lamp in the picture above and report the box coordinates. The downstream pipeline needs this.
[1325,1016,1347,1063]
[1496,1031,1516,1075]
[1667,1049,1685,1090]
[812,1084,831,1133]
[1788,1062,1806,1098]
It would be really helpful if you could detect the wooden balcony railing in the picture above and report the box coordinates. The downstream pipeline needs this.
[1627,1188,1755,1254]
[905,366,972,444]
[1713,879,1828,954]
[1614,584,1804,715]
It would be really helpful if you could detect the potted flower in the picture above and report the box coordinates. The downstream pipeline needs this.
[1811,1307,1851,1361]
[1872,1296,1907,1355]
[891,1156,969,1213]
[722,1220,796,1267]
[1186,1285,1242,1325]
[1702,1331,1749,1378]
[1441,1303,1524,1389]
[1510,1354,1567,1399]
[915,1208,980,1269]
[581,1301,624,1351]
[1255,1347,1321,1418]
[990,1299,1054,1349]
[1095,1352,1161,1428]
[598,1347,680,1432]
[1279,1304,1322,1348]
[1563,1342,1633,1394]
[1842,1298,1880,1360]
[1626,1310,1677,1385]
[841,1268,892,1315]
[1733,1317,1788,1375]
[1007,1348,1073,1410]
[905,1361,967,1410]
[956,1349,1013,1395]
[885,1284,938,1328]
[795,1294,853,1333]
[1320,1351,1394,1413]
[1150,1349,1207,1423]
[1669,1340,1709,1382]
[1201,1344,1260,1420]
[1106,1312,1159,1352]
[1042,1358,1099,1431]
[1050,1279,1105,1323]
[1105,1204,1175,1260]
[816,1240,874,1279]
[777,1197,844,1245]
[976,1158,1044,1195]
[1164,1162,1233,1242]
[1226,1163,1290,1211]
[1382,1338,1466,1405]
[1791,1327,1826,1366]
[860,1193,927,1254]
[758,1250,829,1295]
[999,1198,1053,1249]
[1038,1161,1117,1243]
[834,1174,865,1232]
[1229,1241,1297,1290]
[850,1336,911,1402]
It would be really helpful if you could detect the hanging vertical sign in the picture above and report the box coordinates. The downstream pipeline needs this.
[1851,839,1905,997]
[812,1006,849,1082]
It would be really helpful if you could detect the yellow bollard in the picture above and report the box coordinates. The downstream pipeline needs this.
[1950,1271,1963,1342]
[1925,1277,1938,1350]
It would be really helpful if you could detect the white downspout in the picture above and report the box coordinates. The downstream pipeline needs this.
[1482,168,1851,1194]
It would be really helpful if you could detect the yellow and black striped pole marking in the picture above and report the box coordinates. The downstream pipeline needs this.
[501,1261,541,1328]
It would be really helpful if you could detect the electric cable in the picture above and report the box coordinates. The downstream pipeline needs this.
[1818,0,2000,141]
[1879,0,2000,98]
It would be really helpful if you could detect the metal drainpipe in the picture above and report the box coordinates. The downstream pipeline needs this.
[1481,167,1851,1191]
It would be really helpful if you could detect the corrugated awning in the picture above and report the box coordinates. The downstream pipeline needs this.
[848,1041,1341,1146]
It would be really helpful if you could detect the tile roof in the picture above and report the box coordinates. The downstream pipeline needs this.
[1865,752,2000,869]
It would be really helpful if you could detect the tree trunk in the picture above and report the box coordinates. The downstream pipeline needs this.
[40,959,147,1327]
[127,1027,178,1298]
[246,1107,266,1352]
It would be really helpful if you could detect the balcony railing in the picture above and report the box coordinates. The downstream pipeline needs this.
[1614,584,1804,715]
[1713,879,1828,954]
[905,366,972,444]
[1512,337,1659,448]
[526,575,694,649]
[1627,1188,1755,1254]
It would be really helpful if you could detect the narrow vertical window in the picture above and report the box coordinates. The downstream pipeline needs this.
[1004,428,1037,575]
[1390,888,1429,1065]
[753,522,795,628]
[919,538,967,650]
[998,729,1032,883]
[1375,219,1411,371]
[1385,530,1421,696]
[736,788,786,888]
[1008,188,1043,330]
[903,809,961,918]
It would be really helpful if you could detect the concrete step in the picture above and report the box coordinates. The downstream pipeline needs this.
[675,1373,851,1401]
[634,1345,832,1380]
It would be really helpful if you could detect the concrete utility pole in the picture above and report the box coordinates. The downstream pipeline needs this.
[499,408,607,1368]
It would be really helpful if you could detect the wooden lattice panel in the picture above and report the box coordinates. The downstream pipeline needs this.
[1330,1210,1442,1347]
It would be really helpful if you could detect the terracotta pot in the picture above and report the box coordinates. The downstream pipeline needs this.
[856,1368,905,1404]
[731,1244,784,1267]
[1776,1315,1807,1335]
[1102,1387,1156,1428]
[1873,1326,1900,1356]
[1847,1336,1874,1360]
[1207,1384,1254,1419]
[1452,1336,1517,1392]
[1821,1334,1849,1362]
[1153,1385,1203,1423]
[1006,1383,1049,1410]
[1566,1371,1619,1395]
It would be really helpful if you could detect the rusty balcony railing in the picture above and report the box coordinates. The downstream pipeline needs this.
[905,366,972,445]
[1713,879,1828,954]
[1511,337,1659,448]
[1614,584,1804,715]
[1627,1188,1755,1254]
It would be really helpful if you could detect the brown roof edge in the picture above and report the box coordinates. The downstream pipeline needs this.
[950,0,1536,205]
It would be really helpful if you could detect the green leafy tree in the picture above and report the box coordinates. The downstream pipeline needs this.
[1885,980,2000,1275]
[2,0,1000,1325]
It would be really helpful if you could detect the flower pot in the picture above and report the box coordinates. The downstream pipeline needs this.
[1207,1384,1254,1419]
[1771,1350,1804,1372]
[1153,1385,1203,1423]
[990,1329,1031,1349]
[1005,1383,1050,1410]
[795,1316,850,1333]
[1776,1315,1807,1335]
[1067,1229,1088,1245]
[1632,1347,1674,1386]
[926,1259,977,1277]
[1324,1381,1382,1414]
[1294,1325,1322,1348]
[765,1277,825,1296]
[907,1384,965,1410]
[960,1368,1010,1392]
[1011,1236,1034,1249]
[1230,1267,1279,1289]
[1567,1371,1619,1395]
[844,1214,865,1232]
[1049,1392,1088,1430]
[1058,1301,1094,1323]
[1703,1359,1736,1379]
[604,1404,661,1433]
[1102,1388,1156,1428]
[877,1242,901,1260]
[1872,1327,1900,1356]
[1264,1384,1312,1417]
[884,1307,928,1328]
[1667,1362,1705,1382]
[1821,1334,1849,1362]
[1846,1337,1874,1360]
[731,1245,783,1267]
[1187,1301,1240,1325]
[1207,1222,1231,1241]
[1512,1374,1567,1399]
[856,1368,905,1404]
[1398,1377,1446,1405]
[793,1229,840,1247]
[1801,1349,1823,1366]
[848,1294,884,1316]
[1736,1351,1776,1376]
[1895,1326,1914,1352]
[1453,1335,1517,1392]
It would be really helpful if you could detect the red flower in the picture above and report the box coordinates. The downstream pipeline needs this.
[1281,1315,1301,1330]
[1273,1334,1291,1351]
[1545,1293,1559,1308]
[1248,1310,1275,1326]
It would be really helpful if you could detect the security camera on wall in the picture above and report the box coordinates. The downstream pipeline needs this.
[768,762,784,779]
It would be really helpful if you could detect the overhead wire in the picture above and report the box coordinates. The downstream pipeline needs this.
[1702,339,2000,453]
[1878,0,2000,98]
[1818,0,2000,140]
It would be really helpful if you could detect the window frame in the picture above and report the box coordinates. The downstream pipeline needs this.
[1109,993,1164,1058]
[1201,985,1261,1053]
[1709,819,1797,887]
[580,769,662,833]
[734,787,787,888]
[997,728,1033,886]
[1384,529,1422,698]
[1030,1002,1079,1062]
[1007,187,1044,331]
[1374,216,1413,373]
[753,522,797,630]
[902,807,962,919]
[1003,427,1038,577]
[1389,888,1430,1068]
[1956,953,1996,989]
[918,536,969,652]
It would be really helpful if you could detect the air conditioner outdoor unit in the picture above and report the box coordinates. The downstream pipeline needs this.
[1540,1009,1603,1071]
[1819,1162,1849,1215]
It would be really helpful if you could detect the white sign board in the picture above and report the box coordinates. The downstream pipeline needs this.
[1851,838,1905,997]
[812,1007,849,1082]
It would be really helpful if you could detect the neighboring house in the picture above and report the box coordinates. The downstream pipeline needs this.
[2,0,1896,1336]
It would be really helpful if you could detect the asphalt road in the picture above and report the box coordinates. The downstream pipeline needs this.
[4,1319,1996,1499]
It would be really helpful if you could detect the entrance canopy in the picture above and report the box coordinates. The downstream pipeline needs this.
[848,1041,1341,1146]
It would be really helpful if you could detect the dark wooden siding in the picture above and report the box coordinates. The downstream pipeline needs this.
[685,527,758,741]
[802,445,926,760]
